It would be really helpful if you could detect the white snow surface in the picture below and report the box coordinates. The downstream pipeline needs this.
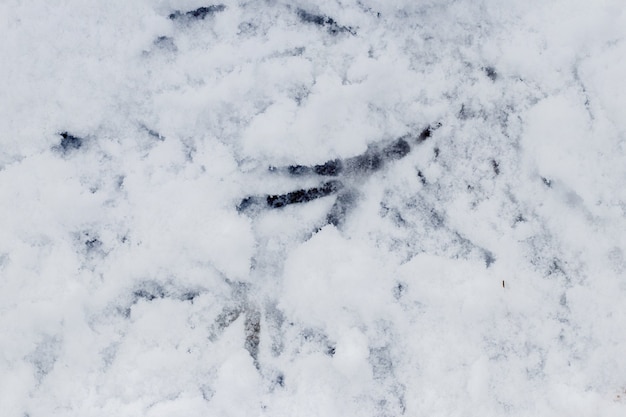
[1,0,626,416]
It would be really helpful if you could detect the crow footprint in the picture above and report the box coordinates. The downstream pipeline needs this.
[238,124,440,228]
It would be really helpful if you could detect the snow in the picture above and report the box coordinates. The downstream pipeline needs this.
[1,0,626,416]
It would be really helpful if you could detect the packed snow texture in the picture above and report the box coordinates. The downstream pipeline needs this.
[1,0,626,416]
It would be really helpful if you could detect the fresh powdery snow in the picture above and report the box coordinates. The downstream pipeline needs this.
[1,0,626,416]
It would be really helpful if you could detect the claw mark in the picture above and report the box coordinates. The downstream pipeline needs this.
[56,132,83,154]
[485,251,496,268]
[542,177,552,187]
[326,190,357,227]
[153,36,177,52]
[133,282,166,302]
[393,282,406,300]
[369,345,407,415]
[417,169,427,185]
[169,5,226,21]
[382,138,411,160]
[298,327,337,357]
[417,123,441,143]
[267,180,343,208]
[207,302,261,367]
[210,306,242,340]
[26,335,61,383]
[120,282,204,319]
[484,66,497,81]
[140,124,166,141]
[280,159,343,176]
[297,9,356,35]
[244,309,261,366]
[491,159,500,175]
[209,306,263,369]
[205,280,267,368]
